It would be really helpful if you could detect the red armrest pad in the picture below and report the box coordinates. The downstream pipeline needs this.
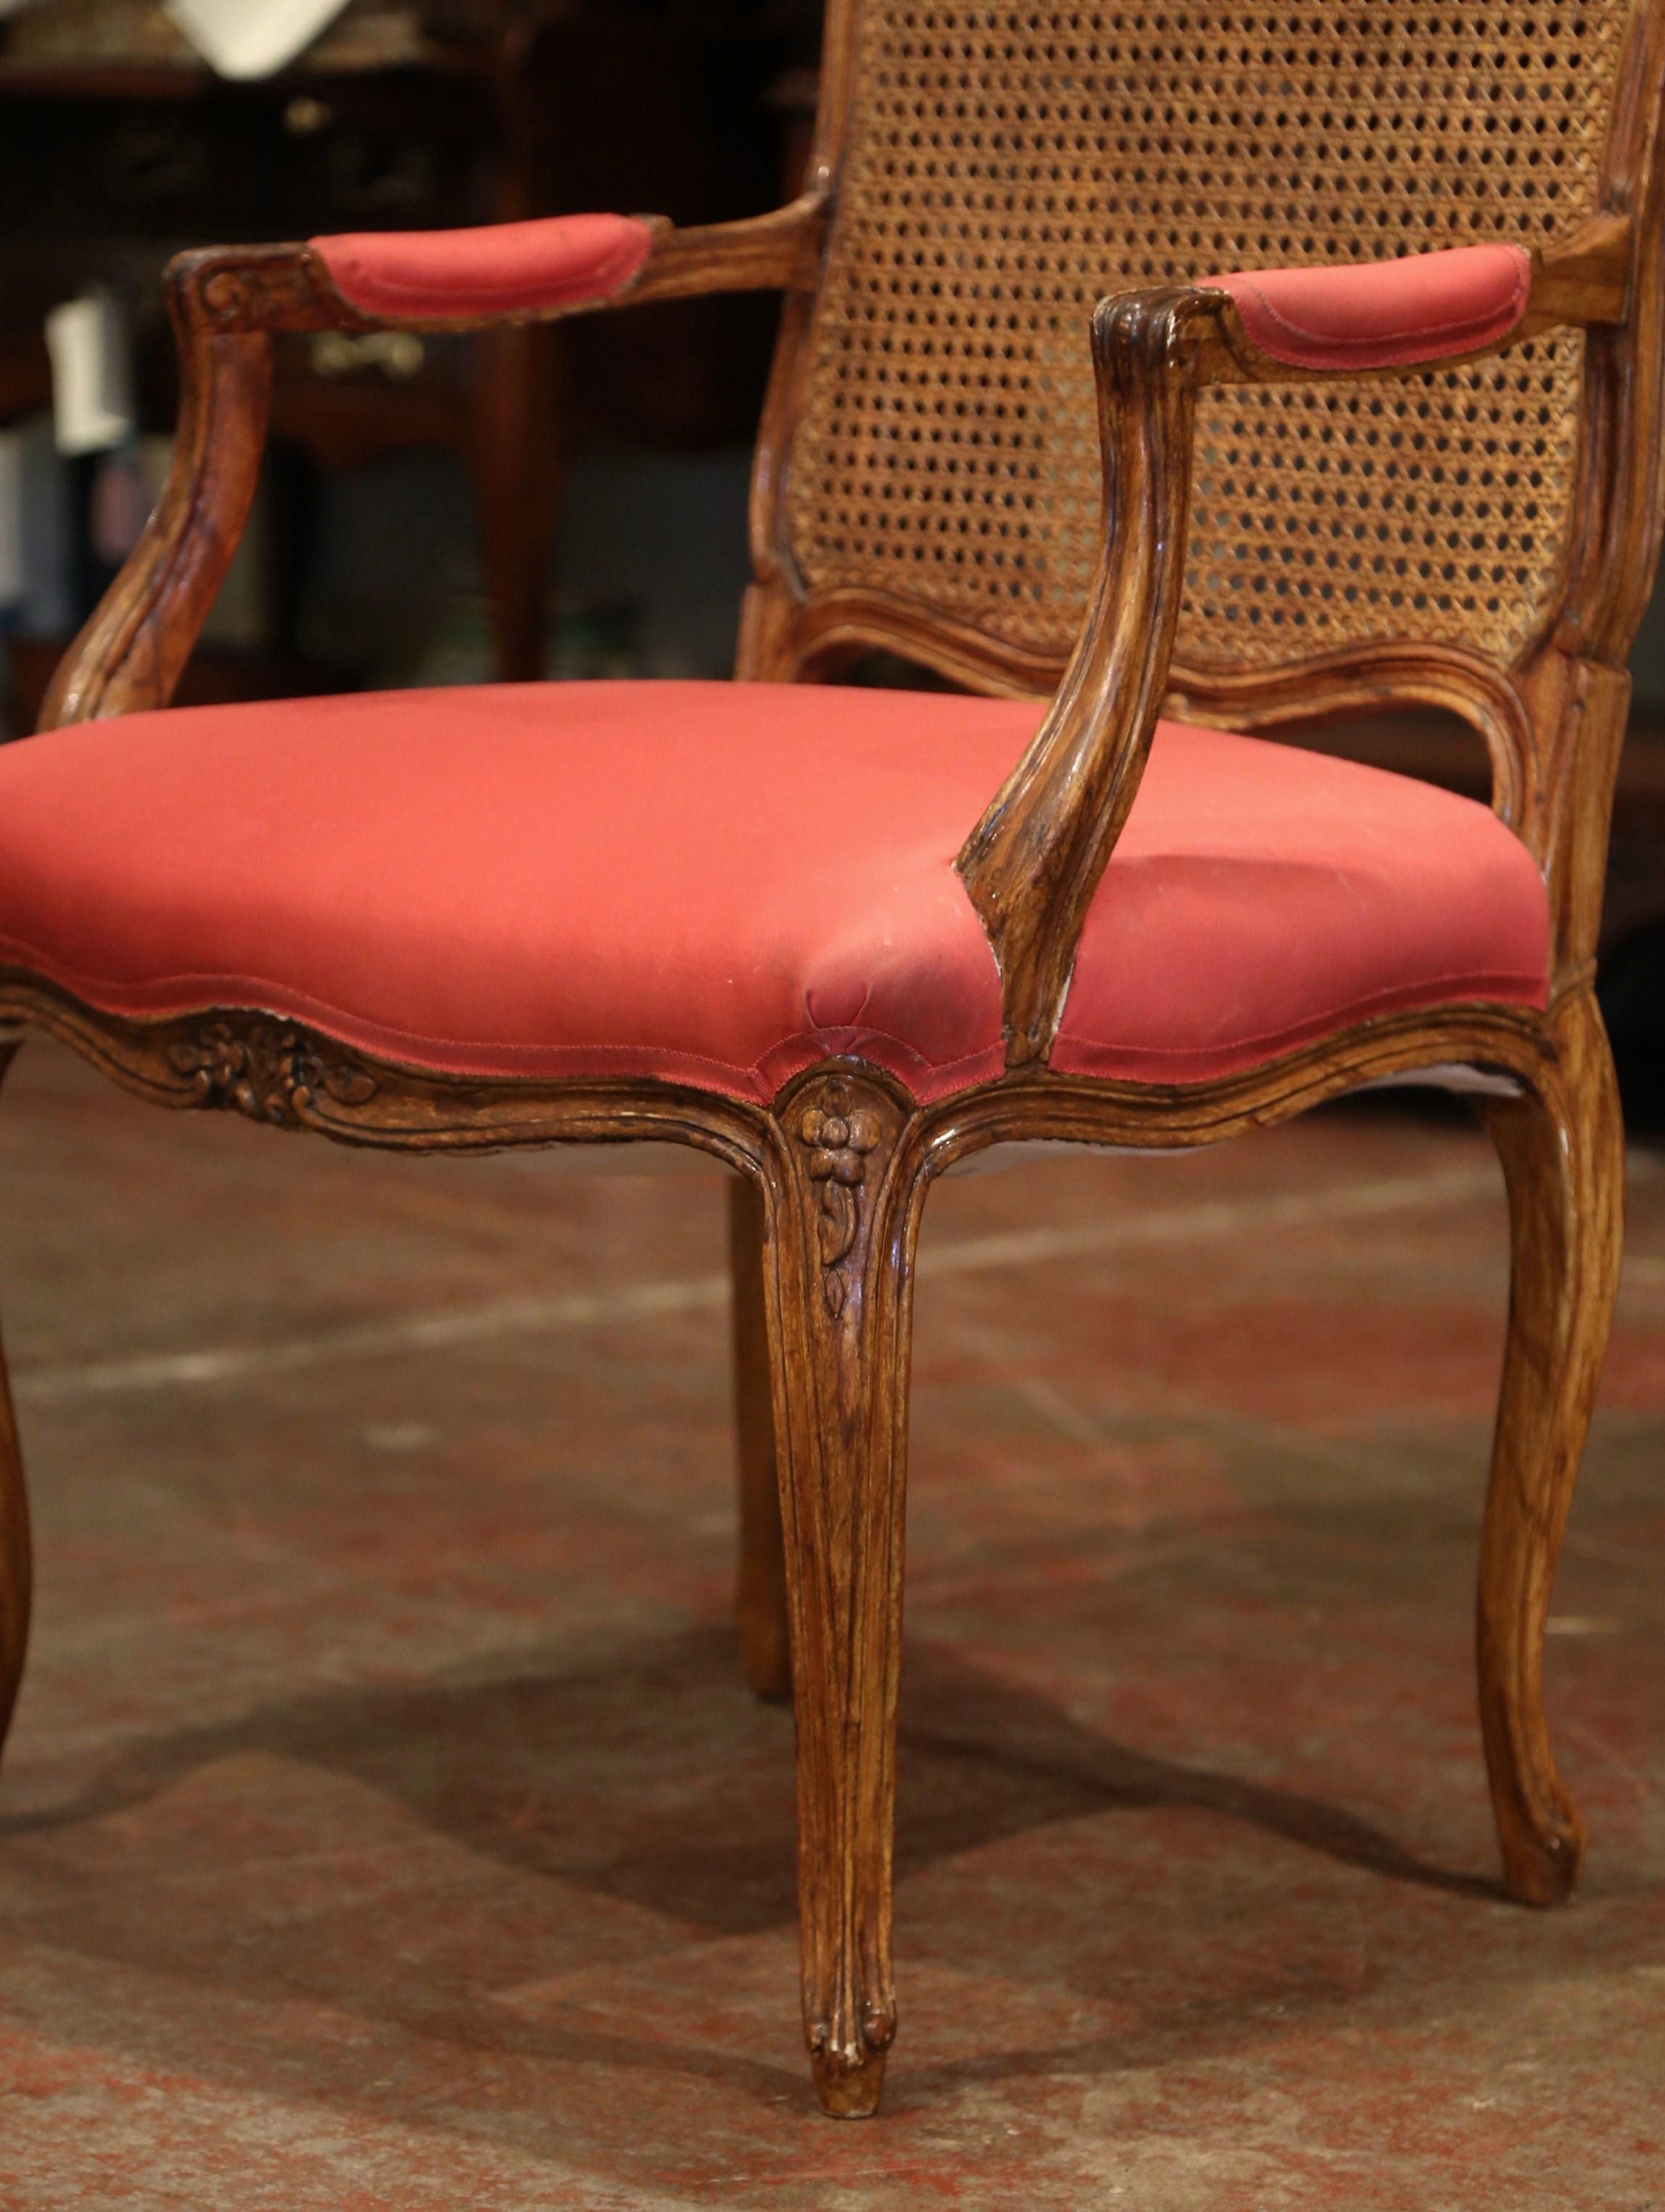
[310,212,655,320]
[1203,244,1531,372]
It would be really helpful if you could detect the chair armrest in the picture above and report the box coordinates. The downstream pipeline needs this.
[38,194,826,729]
[1201,243,1533,373]
[956,218,1632,1069]
[1193,218,1629,386]
[175,192,827,339]
[309,199,827,324]
[311,212,658,323]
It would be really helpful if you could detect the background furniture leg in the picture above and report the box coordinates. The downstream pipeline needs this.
[1476,985,1624,1905]
[0,1042,30,1761]
[729,1175,791,1699]
[760,1072,917,2116]
[470,320,561,684]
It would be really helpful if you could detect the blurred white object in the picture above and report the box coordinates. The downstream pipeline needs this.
[44,292,134,458]
[0,415,75,637]
[164,0,352,80]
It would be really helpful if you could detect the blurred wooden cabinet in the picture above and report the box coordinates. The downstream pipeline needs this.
[0,0,805,692]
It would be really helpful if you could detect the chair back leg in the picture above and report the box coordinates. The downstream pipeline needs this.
[1476,984,1623,1905]
[729,1175,793,1700]
[0,1043,29,1760]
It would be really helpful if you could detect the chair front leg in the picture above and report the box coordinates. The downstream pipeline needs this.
[758,1069,922,2118]
[0,1043,30,1756]
[1476,985,1623,1905]
[728,1176,792,1699]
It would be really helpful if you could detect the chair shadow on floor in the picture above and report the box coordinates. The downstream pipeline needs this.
[0,1623,1499,2116]
[1,1620,1502,1909]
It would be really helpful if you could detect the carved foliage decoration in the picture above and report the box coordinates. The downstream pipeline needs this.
[797,1078,883,1314]
[168,1019,378,1128]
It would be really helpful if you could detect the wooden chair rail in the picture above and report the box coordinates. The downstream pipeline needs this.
[0,968,1553,1159]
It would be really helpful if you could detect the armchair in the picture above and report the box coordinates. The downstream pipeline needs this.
[3,0,1664,2121]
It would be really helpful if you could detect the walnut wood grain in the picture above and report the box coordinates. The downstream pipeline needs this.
[38,257,272,729]
[729,1175,792,1702]
[0,972,1555,1162]
[0,981,769,1170]
[956,286,1218,1065]
[606,196,827,310]
[1475,985,1623,1905]
[758,1066,920,2118]
[1562,0,1665,671]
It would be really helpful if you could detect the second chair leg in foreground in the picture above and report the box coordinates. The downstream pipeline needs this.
[1476,985,1624,1905]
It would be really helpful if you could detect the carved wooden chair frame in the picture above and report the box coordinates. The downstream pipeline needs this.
[4,0,1664,2118]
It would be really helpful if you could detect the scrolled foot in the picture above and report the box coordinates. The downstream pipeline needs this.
[810,2034,889,2118]
[1495,1790,1585,1907]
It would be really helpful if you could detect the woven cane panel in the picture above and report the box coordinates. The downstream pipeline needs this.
[787,3,1629,672]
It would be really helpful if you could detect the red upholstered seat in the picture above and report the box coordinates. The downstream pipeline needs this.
[0,682,1548,1104]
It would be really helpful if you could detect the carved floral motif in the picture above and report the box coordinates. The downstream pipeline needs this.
[167,1021,378,1127]
[798,1082,882,1315]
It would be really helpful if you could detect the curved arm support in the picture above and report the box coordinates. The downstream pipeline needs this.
[956,287,1218,1066]
[956,217,1634,1069]
[39,266,272,731]
[36,193,827,732]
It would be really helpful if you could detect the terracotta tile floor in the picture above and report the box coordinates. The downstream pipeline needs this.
[0,1039,1658,2207]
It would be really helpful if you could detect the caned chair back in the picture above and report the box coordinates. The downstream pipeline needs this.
[748,0,1665,816]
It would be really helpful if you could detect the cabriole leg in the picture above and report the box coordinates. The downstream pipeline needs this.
[1476,987,1623,1905]
[729,1175,791,1699]
[759,1070,920,2117]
